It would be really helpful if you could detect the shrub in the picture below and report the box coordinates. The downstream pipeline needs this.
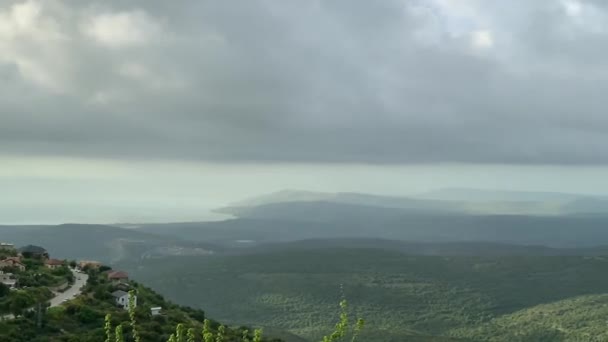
[104,291,364,342]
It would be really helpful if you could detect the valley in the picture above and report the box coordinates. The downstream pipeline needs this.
[6,189,608,341]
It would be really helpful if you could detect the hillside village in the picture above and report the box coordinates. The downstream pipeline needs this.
[0,241,282,342]
[0,241,143,316]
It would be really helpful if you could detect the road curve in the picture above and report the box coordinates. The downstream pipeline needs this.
[1,269,88,320]
[49,269,88,307]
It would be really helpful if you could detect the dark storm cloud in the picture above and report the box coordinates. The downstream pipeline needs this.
[2,0,608,164]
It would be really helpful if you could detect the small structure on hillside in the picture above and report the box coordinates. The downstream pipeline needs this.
[78,260,102,270]
[115,282,131,291]
[0,257,26,272]
[0,243,15,252]
[45,258,65,270]
[107,271,129,284]
[150,307,162,316]
[112,290,137,310]
[18,245,49,259]
[0,270,16,289]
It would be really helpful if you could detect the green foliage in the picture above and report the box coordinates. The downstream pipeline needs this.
[115,324,125,342]
[120,248,608,341]
[0,282,10,298]
[76,305,102,324]
[351,318,364,342]
[322,301,348,342]
[105,300,363,342]
[319,300,364,342]
[2,287,51,317]
[187,328,196,342]
[175,323,186,342]
[9,262,73,289]
[20,257,43,269]
[253,329,263,342]
[216,324,226,342]
[8,290,32,317]
[129,290,142,342]
[451,294,608,341]
[105,314,114,342]
[0,268,260,342]
[0,249,18,259]
[102,307,280,342]
[203,319,214,342]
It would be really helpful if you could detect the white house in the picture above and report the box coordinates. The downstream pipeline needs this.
[0,243,15,252]
[150,307,162,316]
[111,290,137,310]
[0,271,16,289]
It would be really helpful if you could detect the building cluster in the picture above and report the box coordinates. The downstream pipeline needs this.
[0,243,67,289]
[105,271,159,315]
[0,241,159,315]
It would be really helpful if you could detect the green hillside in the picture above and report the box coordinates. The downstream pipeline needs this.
[0,265,278,342]
[451,294,608,341]
[119,248,608,341]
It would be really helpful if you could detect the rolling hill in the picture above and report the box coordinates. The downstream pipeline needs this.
[117,247,608,342]
[137,201,608,248]
[451,294,608,341]
[0,224,219,262]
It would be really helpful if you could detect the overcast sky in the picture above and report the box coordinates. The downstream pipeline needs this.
[3,0,608,223]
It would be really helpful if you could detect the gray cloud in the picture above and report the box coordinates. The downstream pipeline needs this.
[2,0,608,164]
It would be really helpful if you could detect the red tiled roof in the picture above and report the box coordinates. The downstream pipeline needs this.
[46,258,64,266]
[2,257,24,266]
[108,271,129,279]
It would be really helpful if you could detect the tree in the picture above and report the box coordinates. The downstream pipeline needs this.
[0,283,10,298]
[99,265,112,272]
[8,290,34,317]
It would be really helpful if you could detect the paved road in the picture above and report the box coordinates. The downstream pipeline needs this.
[49,269,88,307]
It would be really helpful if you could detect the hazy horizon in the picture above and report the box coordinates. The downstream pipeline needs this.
[4,1,608,223]
[5,158,608,224]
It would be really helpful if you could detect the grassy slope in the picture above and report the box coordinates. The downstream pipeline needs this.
[118,248,608,341]
[451,294,608,341]
[0,224,169,262]
[0,268,273,342]
[136,208,608,248]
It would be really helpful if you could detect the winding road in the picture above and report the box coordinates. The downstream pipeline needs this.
[49,269,88,307]
[1,269,88,320]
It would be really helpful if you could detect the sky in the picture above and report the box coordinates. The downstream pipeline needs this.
[3,0,608,223]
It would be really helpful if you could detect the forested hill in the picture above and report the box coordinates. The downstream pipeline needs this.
[0,263,283,342]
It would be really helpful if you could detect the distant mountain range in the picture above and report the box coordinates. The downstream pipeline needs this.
[0,224,218,262]
[417,188,588,202]
[6,188,608,262]
[223,188,608,216]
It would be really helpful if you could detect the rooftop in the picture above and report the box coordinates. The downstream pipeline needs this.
[108,271,129,279]
[18,245,47,254]
[111,290,129,298]
[46,258,64,266]
[1,257,24,264]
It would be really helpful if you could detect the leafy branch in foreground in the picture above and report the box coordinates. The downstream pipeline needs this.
[105,314,113,342]
[202,319,214,342]
[104,297,362,342]
[320,300,364,342]
[115,324,124,342]
[128,291,141,342]
[187,327,196,342]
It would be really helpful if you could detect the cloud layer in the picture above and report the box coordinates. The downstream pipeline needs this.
[2,0,608,164]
